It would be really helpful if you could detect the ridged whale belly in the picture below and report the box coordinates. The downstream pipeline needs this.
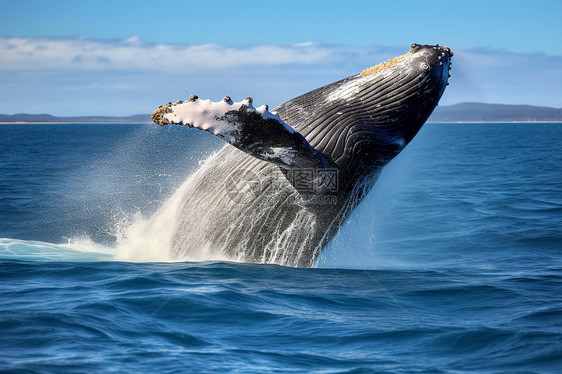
[170,146,328,267]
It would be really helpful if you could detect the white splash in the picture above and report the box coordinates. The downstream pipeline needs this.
[112,145,321,266]
[0,237,113,262]
[113,151,233,263]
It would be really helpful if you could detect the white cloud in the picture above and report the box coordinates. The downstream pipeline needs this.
[0,36,341,71]
[0,36,560,115]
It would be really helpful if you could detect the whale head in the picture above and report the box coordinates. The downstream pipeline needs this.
[275,44,453,176]
[360,43,453,147]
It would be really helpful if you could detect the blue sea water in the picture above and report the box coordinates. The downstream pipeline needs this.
[0,122,561,373]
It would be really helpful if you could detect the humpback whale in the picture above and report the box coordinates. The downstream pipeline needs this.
[151,43,452,267]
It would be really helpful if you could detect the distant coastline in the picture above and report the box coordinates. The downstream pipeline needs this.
[429,102,562,123]
[429,121,562,124]
[5,122,562,125]
[1,103,561,124]
[0,121,148,125]
[0,113,150,124]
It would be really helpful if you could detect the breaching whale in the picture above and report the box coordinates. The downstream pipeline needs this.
[151,43,452,267]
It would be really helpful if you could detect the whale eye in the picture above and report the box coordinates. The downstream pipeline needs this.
[421,62,430,70]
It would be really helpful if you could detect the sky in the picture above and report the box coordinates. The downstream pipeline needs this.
[1,0,561,116]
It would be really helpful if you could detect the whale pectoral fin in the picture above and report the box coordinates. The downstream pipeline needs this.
[152,96,327,171]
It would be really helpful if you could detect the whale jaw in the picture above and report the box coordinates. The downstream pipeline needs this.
[273,44,453,175]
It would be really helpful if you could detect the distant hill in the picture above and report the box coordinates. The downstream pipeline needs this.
[0,113,151,123]
[2,103,562,123]
[429,102,562,122]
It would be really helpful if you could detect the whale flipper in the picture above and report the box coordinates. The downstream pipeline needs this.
[152,95,327,171]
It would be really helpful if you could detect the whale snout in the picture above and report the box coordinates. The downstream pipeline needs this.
[408,43,453,90]
[410,43,453,56]
[409,43,454,65]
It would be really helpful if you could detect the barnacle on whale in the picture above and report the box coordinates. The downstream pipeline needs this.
[360,52,410,77]
[151,103,173,126]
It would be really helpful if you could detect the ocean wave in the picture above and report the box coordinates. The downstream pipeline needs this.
[1,260,561,373]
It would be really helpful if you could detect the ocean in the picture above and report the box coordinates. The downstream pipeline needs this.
[0,122,561,373]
